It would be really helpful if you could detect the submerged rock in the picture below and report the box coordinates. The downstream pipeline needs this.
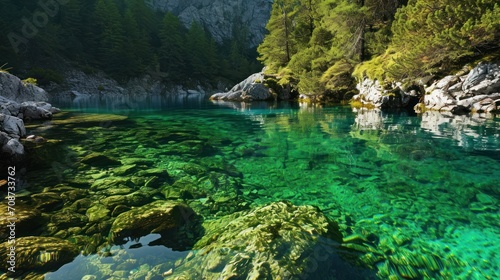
[172,201,344,279]
[81,152,121,167]
[109,201,201,250]
[0,236,79,277]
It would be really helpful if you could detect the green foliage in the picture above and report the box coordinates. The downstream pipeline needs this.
[259,0,499,98]
[159,12,186,81]
[358,0,500,81]
[258,0,405,97]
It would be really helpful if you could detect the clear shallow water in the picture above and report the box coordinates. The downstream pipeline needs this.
[15,95,500,278]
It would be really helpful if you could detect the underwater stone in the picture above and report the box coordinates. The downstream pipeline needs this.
[31,192,64,212]
[100,191,153,210]
[47,185,88,202]
[50,113,127,126]
[86,203,110,223]
[109,201,200,246]
[167,161,207,176]
[120,157,156,166]
[199,157,243,178]
[172,201,343,279]
[0,236,79,277]
[112,164,137,176]
[81,152,121,167]
[90,177,135,191]
[50,210,88,228]
[67,198,93,214]
[166,140,217,156]
[476,192,497,205]
[111,205,131,217]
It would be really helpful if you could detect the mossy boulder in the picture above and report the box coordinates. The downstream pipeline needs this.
[0,236,79,277]
[172,201,344,279]
[90,176,134,191]
[109,201,201,250]
[81,152,121,167]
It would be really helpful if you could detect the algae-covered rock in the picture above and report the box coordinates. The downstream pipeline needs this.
[90,176,134,191]
[0,236,79,277]
[164,140,216,156]
[30,192,64,212]
[167,161,207,176]
[165,172,244,215]
[101,190,155,209]
[111,164,137,176]
[199,157,242,178]
[81,152,121,167]
[109,201,201,250]
[86,203,110,223]
[50,113,127,126]
[172,201,344,279]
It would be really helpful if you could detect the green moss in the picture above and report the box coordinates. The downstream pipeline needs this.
[22,77,38,86]
[349,100,376,109]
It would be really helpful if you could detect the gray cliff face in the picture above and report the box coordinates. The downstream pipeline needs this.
[147,0,272,47]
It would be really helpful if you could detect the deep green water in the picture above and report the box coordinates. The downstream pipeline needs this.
[15,95,500,279]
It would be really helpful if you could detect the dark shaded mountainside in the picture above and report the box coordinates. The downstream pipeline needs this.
[0,0,270,88]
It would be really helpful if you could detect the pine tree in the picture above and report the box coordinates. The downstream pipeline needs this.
[258,0,299,73]
[159,12,186,81]
[60,0,84,56]
[356,0,500,81]
[93,0,127,76]
[185,22,219,81]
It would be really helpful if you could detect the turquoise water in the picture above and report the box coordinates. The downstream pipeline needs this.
[12,96,500,279]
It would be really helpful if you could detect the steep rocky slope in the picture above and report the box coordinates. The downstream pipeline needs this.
[147,0,272,47]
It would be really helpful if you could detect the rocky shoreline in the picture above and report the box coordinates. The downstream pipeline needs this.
[352,61,500,115]
[0,72,60,163]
